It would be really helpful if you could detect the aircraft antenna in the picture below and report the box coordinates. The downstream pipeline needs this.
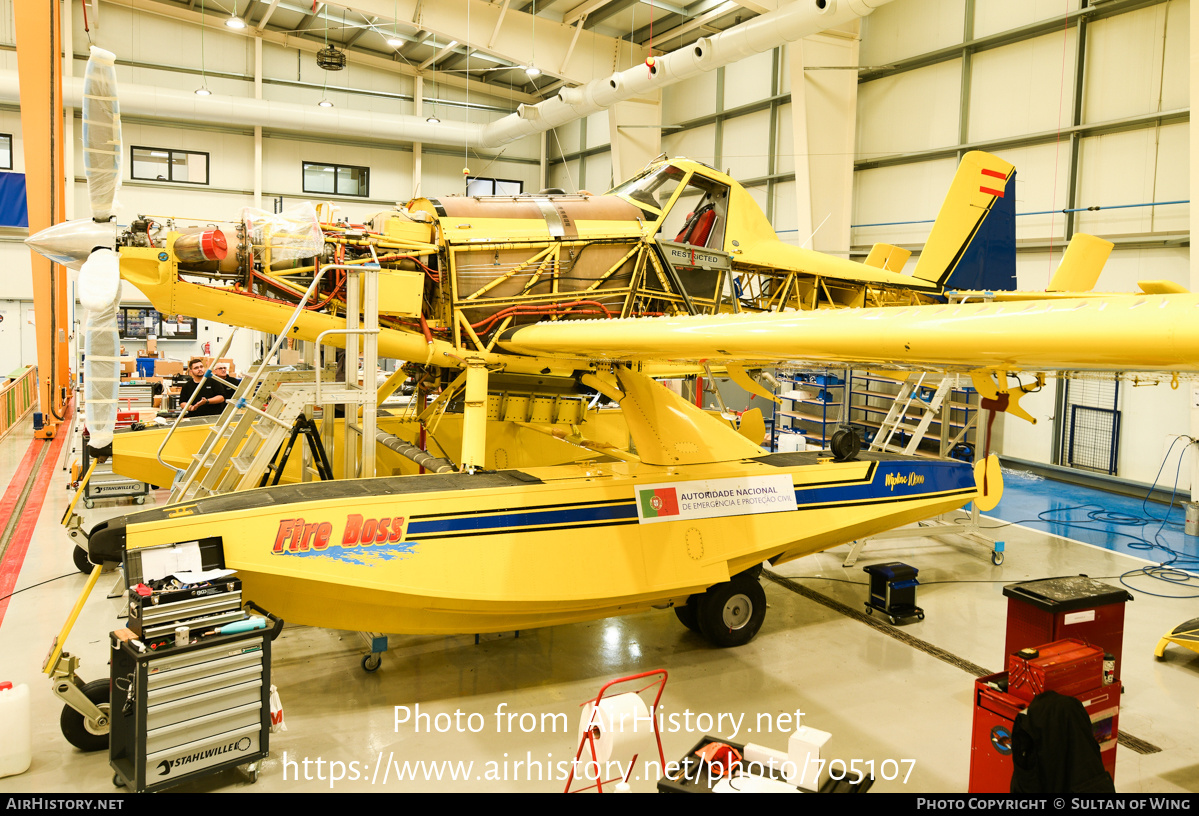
[800,212,832,249]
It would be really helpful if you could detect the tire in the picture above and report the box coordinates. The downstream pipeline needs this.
[60,679,111,752]
[991,551,1005,566]
[673,596,701,632]
[73,545,93,574]
[696,580,767,648]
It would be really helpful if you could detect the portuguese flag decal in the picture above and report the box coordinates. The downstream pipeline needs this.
[639,487,680,519]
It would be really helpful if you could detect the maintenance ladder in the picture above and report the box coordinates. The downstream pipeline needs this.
[157,264,381,503]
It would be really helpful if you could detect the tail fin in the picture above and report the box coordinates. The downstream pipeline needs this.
[912,151,1016,292]
[1048,233,1112,292]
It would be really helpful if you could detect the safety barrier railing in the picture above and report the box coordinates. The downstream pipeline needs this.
[0,365,38,441]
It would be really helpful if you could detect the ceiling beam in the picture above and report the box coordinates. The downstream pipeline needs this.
[638,0,738,47]
[727,0,774,13]
[584,0,639,28]
[562,0,615,26]
[488,0,512,48]
[255,0,281,30]
[418,40,459,70]
[295,2,327,35]
[343,14,379,47]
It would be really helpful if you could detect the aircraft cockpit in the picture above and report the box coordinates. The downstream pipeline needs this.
[610,161,731,252]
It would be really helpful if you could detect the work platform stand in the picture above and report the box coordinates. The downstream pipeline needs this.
[307,264,381,484]
[305,265,393,671]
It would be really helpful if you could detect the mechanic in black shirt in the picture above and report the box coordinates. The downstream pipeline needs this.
[180,357,232,417]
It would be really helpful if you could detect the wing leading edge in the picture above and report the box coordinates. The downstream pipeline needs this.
[497,293,1199,374]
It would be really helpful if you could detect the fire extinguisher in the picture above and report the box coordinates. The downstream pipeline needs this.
[203,342,212,356]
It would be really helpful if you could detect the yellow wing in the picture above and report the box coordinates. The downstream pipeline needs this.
[498,293,1199,374]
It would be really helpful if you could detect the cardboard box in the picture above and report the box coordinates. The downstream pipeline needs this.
[155,360,185,377]
[145,336,158,355]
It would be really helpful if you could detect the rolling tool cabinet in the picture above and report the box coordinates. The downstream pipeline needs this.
[108,625,274,792]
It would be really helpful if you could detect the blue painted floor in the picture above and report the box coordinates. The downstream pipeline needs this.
[981,467,1199,571]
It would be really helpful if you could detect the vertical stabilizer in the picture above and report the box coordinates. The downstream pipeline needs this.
[912,151,1017,292]
[1048,233,1113,292]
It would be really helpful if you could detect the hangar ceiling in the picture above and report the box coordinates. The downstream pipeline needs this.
[138,0,764,98]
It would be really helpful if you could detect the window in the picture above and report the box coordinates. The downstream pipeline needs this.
[131,146,209,184]
[466,176,523,196]
[117,308,199,340]
[303,161,369,197]
[0,134,11,171]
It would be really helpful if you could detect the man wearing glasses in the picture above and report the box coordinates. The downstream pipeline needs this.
[180,358,236,417]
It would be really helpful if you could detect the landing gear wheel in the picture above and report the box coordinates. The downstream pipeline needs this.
[697,580,767,648]
[362,653,382,672]
[73,545,92,574]
[673,596,701,632]
[60,679,111,752]
[991,551,1005,566]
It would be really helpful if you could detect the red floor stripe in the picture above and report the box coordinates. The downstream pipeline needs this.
[0,421,73,626]
[0,439,42,532]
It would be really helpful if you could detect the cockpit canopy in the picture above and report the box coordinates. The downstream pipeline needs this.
[610,161,731,252]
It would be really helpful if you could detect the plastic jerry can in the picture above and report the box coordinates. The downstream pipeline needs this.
[0,681,32,777]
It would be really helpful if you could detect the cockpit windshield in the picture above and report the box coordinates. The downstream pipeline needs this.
[609,163,688,216]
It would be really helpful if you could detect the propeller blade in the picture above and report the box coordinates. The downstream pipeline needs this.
[79,248,122,312]
[82,46,122,223]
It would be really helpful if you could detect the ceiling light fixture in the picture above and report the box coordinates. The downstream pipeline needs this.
[318,98,334,108]
[524,65,541,77]
[225,14,246,29]
[387,36,404,47]
[426,115,440,124]
[194,86,212,96]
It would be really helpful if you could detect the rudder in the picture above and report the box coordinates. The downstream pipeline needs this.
[912,151,1017,292]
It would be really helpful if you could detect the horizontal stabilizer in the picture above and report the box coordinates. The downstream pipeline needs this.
[1139,280,1189,294]
[1048,233,1113,292]
[863,243,912,273]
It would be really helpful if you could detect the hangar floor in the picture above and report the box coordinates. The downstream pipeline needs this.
[0,420,1196,794]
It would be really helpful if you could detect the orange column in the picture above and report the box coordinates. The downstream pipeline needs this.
[15,0,72,438]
